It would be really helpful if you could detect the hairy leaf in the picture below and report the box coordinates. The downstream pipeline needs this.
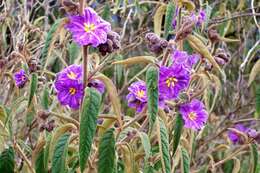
[250,143,258,173]
[255,85,260,118]
[172,114,184,156]
[249,59,260,86]
[154,5,166,36]
[51,133,70,173]
[98,128,115,173]
[112,56,155,67]
[0,146,15,173]
[28,73,38,107]
[146,66,158,131]
[35,149,47,173]
[41,18,67,67]
[80,88,101,173]
[41,85,50,110]
[164,2,175,38]
[181,147,190,173]
[157,118,171,173]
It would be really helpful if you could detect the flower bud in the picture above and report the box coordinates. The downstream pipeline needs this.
[98,31,121,56]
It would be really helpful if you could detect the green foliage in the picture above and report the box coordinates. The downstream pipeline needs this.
[51,133,70,173]
[79,88,102,173]
[68,42,80,65]
[41,19,63,66]
[181,148,190,173]
[0,146,15,173]
[35,149,47,173]
[28,73,38,107]
[146,66,158,131]
[250,143,259,173]
[255,85,260,118]
[164,2,175,39]
[157,118,171,173]
[98,128,116,173]
[172,114,184,156]
[41,85,50,110]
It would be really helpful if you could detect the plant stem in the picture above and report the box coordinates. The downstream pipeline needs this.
[79,0,89,89]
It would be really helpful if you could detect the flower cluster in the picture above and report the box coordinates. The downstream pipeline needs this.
[228,124,257,144]
[54,65,104,109]
[14,69,28,88]
[126,47,208,130]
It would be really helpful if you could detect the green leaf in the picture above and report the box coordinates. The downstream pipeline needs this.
[102,4,111,21]
[139,132,151,160]
[255,85,260,118]
[0,146,15,173]
[114,55,124,88]
[79,88,102,173]
[164,2,175,38]
[35,149,47,173]
[41,19,63,66]
[98,128,116,173]
[44,134,52,171]
[68,42,80,65]
[181,148,190,173]
[172,114,183,156]
[41,85,50,110]
[251,143,259,173]
[51,133,70,173]
[146,66,158,131]
[157,118,171,173]
[28,73,38,107]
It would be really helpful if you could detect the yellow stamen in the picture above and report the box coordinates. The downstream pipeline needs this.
[188,112,197,121]
[166,77,178,87]
[84,23,95,33]
[67,71,77,80]
[69,88,76,95]
[137,90,145,98]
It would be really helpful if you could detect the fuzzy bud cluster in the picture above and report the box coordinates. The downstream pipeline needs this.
[98,31,121,56]
[38,111,55,132]
[145,32,168,55]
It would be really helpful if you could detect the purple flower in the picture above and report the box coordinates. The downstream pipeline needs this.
[55,80,84,109]
[179,99,208,130]
[159,66,190,100]
[171,50,199,71]
[56,64,82,82]
[65,7,111,47]
[88,79,105,94]
[55,65,84,109]
[54,64,105,109]
[126,81,147,112]
[197,9,206,25]
[14,69,28,88]
[228,124,258,144]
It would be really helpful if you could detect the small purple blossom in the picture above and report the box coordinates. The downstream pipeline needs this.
[179,99,208,130]
[54,64,105,109]
[228,124,257,144]
[14,69,28,88]
[55,80,84,109]
[65,7,111,47]
[56,64,82,82]
[197,9,206,25]
[126,81,147,112]
[159,66,190,100]
[88,79,105,94]
[171,50,199,71]
[55,65,84,109]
